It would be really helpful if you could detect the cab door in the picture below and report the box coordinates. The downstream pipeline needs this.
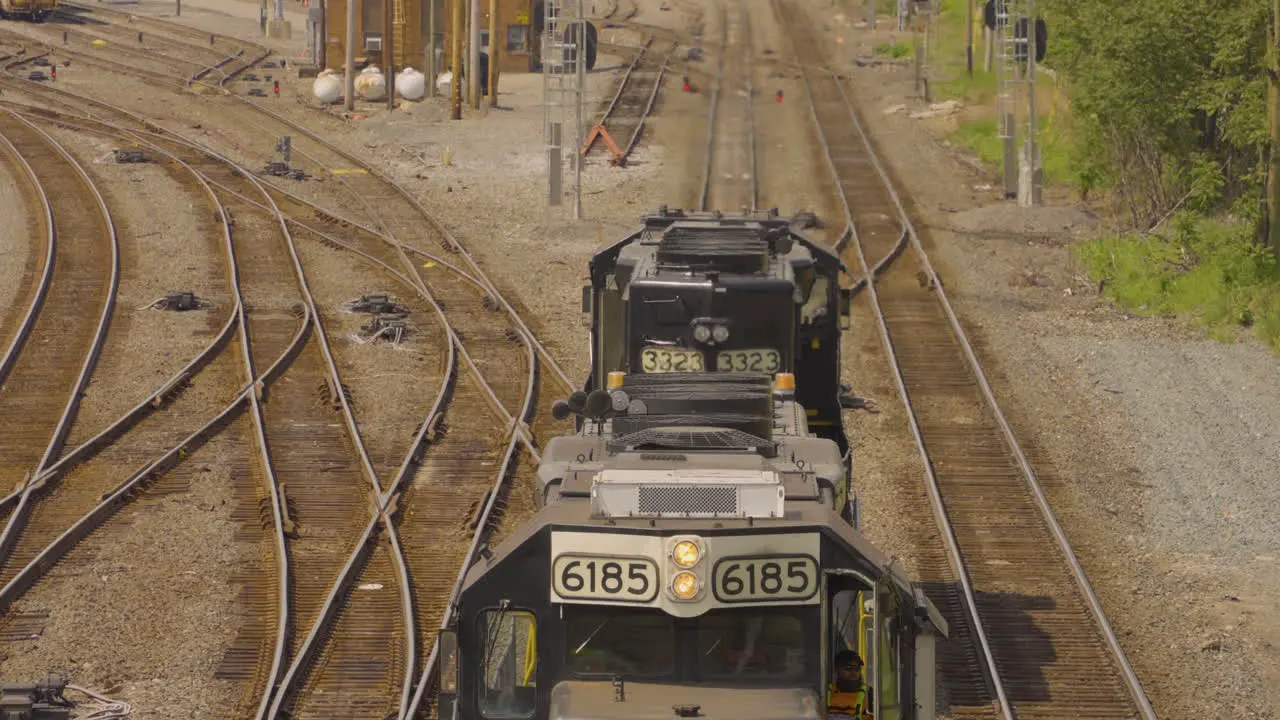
[873,581,902,720]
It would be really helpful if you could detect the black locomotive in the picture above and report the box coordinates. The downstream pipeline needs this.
[582,208,852,457]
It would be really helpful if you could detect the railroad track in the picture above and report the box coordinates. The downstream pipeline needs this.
[582,37,677,166]
[774,1,1157,718]
[0,19,582,715]
[698,1,756,213]
[0,108,118,565]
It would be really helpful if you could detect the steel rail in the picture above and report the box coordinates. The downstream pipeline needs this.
[0,125,55,390]
[195,138,409,720]
[583,34,653,157]
[826,69,1159,720]
[741,2,756,213]
[70,106,516,720]
[696,2,725,212]
[0,105,251,610]
[6,45,551,718]
[0,103,242,492]
[772,3,1014,718]
[224,95,573,397]
[0,108,121,570]
[621,42,676,162]
[403,427,525,720]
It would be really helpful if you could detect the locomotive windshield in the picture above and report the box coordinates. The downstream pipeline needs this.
[563,606,810,682]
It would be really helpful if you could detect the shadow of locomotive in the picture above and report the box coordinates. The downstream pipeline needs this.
[922,584,1058,714]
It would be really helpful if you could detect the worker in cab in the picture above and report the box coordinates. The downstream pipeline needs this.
[827,650,872,719]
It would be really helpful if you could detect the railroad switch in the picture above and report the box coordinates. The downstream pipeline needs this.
[27,70,46,82]
[361,314,408,344]
[33,57,49,67]
[114,149,150,164]
[685,48,702,62]
[263,161,305,179]
[346,294,406,314]
[244,73,261,82]
[147,291,204,311]
[263,137,304,179]
[163,292,199,311]
[0,676,72,719]
[263,60,279,69]
[248,88,268,97]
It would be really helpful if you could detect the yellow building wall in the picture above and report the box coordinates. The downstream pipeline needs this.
[325,0,534,75]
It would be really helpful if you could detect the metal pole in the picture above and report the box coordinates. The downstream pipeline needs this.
[451,0,463,118]
[1019,0,1040,206]
[344,0,357,111]
[487,0,498,104]
[469,0,481,108]
[320,0,328,67]
[1268,0,1280,254]
[427,0,437,96]
[385,0,395,110]
[965,0,973,76]
[574,4,584,219]
[176,0,181,16]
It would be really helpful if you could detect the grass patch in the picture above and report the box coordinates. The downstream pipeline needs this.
[872,41,912,59]
[948,110,1081,186]
[1077,214,1280,349]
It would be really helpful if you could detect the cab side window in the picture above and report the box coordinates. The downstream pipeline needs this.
[479,609,537,718]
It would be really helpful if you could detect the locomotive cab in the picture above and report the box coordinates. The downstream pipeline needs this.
[436,488,947,720]
[436,374,946,720]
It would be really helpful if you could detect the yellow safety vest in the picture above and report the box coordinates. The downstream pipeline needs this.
[827,683,870,718]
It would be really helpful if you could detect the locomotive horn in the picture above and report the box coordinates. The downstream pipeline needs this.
[551,400,573,421]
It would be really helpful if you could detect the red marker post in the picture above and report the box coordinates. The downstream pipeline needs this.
[50,65,56,81]
[775,89,783,103]
[273,80,280,99]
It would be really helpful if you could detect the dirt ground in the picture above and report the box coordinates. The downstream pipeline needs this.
[0,143,36,358]
[1,0,1278,717]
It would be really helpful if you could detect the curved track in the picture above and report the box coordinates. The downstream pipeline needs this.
[0,18,578,716]
[0,108,119,568]
[774,2,1157,719]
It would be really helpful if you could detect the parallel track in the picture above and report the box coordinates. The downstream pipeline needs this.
[698,1,756,212]
[775,2,1156,719]
[0,108,118,568]
[0,12,580,715]
[583,38,677,166]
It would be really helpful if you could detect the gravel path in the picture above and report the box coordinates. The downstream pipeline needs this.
[0,142,37,360]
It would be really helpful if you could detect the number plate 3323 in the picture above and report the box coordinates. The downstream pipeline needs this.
[552,554,659,603]
[712,555,819,603]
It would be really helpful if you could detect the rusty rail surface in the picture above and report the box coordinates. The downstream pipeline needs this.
[0,108,119,573]
[697,1,756,213]
[2,21,573,717]
[776,1,1157,719]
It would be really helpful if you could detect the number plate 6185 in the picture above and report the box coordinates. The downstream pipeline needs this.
[552,554,659,603]
[712,555,819,603]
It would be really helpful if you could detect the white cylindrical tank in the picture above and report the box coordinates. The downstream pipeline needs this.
[312,69,341,104]
[397,67,426,100]
[356,66,386,100]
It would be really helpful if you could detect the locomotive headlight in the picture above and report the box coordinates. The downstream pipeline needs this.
[712,325,730,343]
[693,325,712,343]
[672,540,700,568]
[671,571,699,600]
